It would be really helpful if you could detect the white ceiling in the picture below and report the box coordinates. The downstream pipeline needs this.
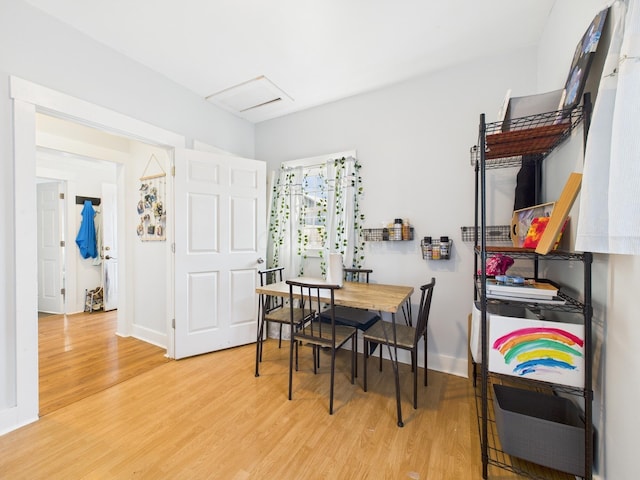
[25,0,556,123]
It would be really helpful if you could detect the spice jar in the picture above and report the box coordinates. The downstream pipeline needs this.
[422,236,432,259]
[432,238,441,259]
[440,236,450,259]
[402,219,411,240]
[393,218,403,240]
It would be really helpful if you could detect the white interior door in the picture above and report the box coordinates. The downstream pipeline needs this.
[37,181,64,314]
[174,149,266,359]
[101,182,118,311]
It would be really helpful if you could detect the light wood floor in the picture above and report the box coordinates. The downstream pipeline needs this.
[38,310,170,415]
[3,328,565,479]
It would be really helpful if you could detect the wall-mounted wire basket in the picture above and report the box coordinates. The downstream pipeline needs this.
[460,225,512,243]
[421,237,452,260]
[362,227,414,241]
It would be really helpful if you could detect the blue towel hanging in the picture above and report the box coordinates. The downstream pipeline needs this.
[76,200,97,259]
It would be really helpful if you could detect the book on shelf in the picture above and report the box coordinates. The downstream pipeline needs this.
[486,278,558,298]
[487,292,567,305]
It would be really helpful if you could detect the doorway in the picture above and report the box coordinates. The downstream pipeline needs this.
[9,76,187,431]
[34,114,171,415]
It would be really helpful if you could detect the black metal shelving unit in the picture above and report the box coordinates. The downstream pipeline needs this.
[473,95,594,480]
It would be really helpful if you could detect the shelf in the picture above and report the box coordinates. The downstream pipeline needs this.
[476,246,589,261]
[362,227,414,241]
[474,374,582,480]
[473,96,593,480]
[470,106,584,167]
[475,280,584,314]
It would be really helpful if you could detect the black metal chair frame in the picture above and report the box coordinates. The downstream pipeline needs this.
[287,279,357,414]
[363,278,436,409]
[255,267,312,377]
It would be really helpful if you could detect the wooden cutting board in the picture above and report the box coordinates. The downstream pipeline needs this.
[535,172,582,254]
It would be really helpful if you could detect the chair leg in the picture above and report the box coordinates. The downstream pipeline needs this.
[379,343,383,372]
[255,314,264,377]
[424,331,428,387]
[351,331,358,376]
[412,349,418,409]
[288,335,295,401]
[278,323,283,348]
[363,339,369,392]
[329,347,336,414]
[351,336,356,385]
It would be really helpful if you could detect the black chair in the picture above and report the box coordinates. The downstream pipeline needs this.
[362,278,435,409]
[321,268,379,376]
[343,268,372,283]
[255,267,312,377]
[287,279,357,414]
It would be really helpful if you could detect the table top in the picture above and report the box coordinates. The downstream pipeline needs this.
[256,278,414,314]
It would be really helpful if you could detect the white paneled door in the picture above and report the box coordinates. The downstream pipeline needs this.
[37,181,64,314]
[174,149,266,359]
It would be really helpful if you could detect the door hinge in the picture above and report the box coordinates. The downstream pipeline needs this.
[60,288,66,295]
[172,318,176,329]
[171,166,175,177]
[59,193,65,200]
[60,240,65,247]
[171,243,175,253]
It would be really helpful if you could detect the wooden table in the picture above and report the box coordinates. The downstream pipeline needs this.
[256,278,414,426]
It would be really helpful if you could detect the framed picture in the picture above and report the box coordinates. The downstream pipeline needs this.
[510,201,555,247]
[560,7,609,114]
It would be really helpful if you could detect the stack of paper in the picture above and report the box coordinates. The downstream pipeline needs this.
[486,279,565,304]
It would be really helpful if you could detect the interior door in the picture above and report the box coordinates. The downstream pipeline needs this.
[174,149,266,359]
[101,182,118,311]
[37,181,64,314]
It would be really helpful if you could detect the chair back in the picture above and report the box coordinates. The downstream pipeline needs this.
[413,278,436,345]
[286,279,341,346]
[343,268,372,283]
[258,267,285,313]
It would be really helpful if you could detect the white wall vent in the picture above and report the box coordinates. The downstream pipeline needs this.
[205,76,294,123]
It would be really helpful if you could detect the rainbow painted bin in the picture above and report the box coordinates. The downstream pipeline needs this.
[488,315,585,388]
[493,384,587,476]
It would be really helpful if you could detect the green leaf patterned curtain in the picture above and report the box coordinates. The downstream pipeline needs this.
[267,156,365,277]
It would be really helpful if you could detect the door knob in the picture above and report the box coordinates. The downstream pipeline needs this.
[257,257,264,264]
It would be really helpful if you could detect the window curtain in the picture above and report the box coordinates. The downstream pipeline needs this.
[576,0,640,254]
[267,156,365,277]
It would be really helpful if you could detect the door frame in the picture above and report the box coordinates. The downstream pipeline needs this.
[10,76,186,428]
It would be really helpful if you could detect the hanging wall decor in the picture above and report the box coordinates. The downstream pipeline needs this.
[137,154,167,242]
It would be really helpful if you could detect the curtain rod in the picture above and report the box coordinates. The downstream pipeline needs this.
[281,155,357,171]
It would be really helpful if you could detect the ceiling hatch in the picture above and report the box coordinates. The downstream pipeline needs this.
[205,75,294,123]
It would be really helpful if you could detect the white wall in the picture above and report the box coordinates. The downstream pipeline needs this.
[256,47,540,376]
[0,1,254,433]
[129,143,172,347]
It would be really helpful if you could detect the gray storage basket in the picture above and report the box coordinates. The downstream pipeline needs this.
[492,384,588,477]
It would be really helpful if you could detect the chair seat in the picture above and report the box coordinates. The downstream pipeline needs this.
[265,306,312,326]
[362,319,415,349]
[295,320,356,347]
[320,306,380,330]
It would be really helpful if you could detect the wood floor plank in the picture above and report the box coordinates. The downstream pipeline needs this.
[38,310,170,416]
[0,332,573,479]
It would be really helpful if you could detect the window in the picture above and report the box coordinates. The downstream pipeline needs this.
[300,165,327,252]
[268,151,364,276]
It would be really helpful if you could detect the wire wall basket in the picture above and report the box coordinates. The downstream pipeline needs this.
[362,227,414,241]
[461,225,512,243]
